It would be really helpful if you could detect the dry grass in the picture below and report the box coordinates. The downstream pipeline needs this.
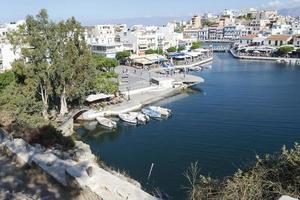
[185,144,300,200]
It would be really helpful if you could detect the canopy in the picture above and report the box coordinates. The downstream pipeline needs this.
[86,93,114,102]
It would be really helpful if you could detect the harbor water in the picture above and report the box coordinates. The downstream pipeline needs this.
[76,53,300,199]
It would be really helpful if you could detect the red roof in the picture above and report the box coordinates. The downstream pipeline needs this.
[241,35,257,40]
[266,35,292,41]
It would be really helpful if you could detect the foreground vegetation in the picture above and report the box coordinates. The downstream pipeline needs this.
[0,9,118,148]
[185,144,300,200]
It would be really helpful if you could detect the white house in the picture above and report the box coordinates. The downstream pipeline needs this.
[239,34,256,46]
[265,35,293,47]
[0,43,21,71]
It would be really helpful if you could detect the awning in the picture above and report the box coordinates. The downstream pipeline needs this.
[86,93,114,102]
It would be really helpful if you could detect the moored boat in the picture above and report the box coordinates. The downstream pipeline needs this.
[129,112,150,124]
[96,117,117,129]
[148,106,171,117]
[142,108,162,119]
[118,113,138,124]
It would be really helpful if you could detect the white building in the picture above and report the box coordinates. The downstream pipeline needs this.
[0,20,24,71]
[271,24,291,35]
[86,24,126,58]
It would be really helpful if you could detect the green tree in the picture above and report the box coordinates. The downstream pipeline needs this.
[145,48,163,55]
[167,46,177,53]
[296,48,300,53]
[93,55,117,72]
[116,50,131,61]
[277,46,294,55]
[177,46,186,52]
[0,71,15,91]
[51,17,97,116]
[191,41,202,50]
[8,9,55,120]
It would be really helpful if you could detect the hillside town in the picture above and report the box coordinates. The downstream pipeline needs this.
[1,8,300,72]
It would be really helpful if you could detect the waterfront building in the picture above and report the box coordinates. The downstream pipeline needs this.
[239,34,256,46]
[199,28,209,41]
[223,24,245,40]
[183,28,200,40]
[293,35,300,47]
[265,35,293,47]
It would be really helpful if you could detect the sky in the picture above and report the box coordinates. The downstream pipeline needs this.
[0,0,299,25]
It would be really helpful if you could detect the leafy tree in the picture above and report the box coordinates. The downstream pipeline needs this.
[116,50,131,61]
[51,17,97,116]
[191,41,202,50]
[167,46,177,53]
[0,71,15,91]
[8,9,55,119]
[277,46,294,55]
[93,55,118,72]
[145,48,163,55]
[177,46,186,52]
[296,48,300,53]
[8,9,117,118]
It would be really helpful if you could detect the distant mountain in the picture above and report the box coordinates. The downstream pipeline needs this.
[278,7,300,17]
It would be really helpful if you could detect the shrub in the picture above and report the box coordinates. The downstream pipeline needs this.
[14,124,75,150]
[185,144,300,200]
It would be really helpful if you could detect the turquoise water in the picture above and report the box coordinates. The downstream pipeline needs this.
[76,53,300,199]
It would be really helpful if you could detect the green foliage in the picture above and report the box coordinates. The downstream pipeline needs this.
[177,46,186,52]
[167,46,177,53]
[191,41,202,50]
[0,71,15,91]
[174,27,184,33]
[93,72,118,94]
[116,50,131,61]
[93,54,118,72]
[145,48,163,55]
[278,46,294,54]
[296,48,300,53]
[185,143,300,200]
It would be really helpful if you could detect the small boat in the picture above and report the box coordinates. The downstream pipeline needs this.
[96,117,117,129]
[148,106,171,117]
[129,112,150,124]
[142,108,161,119]
[118,113,138,124]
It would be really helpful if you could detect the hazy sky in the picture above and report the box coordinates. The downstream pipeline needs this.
[0,0,299,25]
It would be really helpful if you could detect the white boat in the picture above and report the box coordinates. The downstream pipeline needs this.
[118,113,138,124]
[129,112,150,124]
[148,106,171,117]
[96,117,117,129]
[142,108,162,119]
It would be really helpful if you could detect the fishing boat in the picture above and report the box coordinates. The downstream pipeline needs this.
[129,112,150,124]
[96,117,117,129]
[118,113,138,124]
[148,106,171,117]
[142,108,162,119]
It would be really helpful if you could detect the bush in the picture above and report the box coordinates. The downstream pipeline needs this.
[185,144,300,200]
[178,46,186,52]
[191,41,202,50]
[14,124,75,151]
[167,46,177,53]
[116,50,131,61]
[277,46,294,55]
[145,48,163,55]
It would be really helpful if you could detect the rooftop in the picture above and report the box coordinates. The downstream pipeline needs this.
[267,34,292,41]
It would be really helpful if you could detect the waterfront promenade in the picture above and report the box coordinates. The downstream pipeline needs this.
[230,49,300,65]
